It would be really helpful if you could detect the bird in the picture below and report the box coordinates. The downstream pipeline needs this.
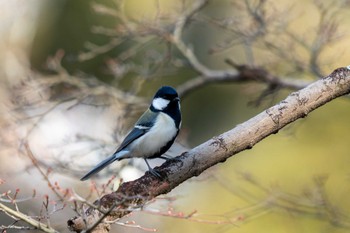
[80,86,181,180]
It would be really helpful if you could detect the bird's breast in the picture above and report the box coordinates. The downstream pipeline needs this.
[129,112,178,158]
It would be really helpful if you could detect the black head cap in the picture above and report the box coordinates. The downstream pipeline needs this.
[153,86,179,101]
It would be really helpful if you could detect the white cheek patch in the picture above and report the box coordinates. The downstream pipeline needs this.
[152,97,170,110]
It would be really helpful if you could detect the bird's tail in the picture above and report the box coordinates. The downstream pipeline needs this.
[80,151,128,181]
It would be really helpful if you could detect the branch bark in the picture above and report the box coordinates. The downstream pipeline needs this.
[68,66,350,232]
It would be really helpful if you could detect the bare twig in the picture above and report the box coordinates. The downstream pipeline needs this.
[0,202,58,233]
[172,0,237,79]
[83,202,119,233]
[177,61,311,98]
[214,173,350,227]
[24,143,66,203]
[170,1,312,98]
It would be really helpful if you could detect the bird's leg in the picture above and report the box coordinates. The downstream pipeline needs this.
[144,158,162,178]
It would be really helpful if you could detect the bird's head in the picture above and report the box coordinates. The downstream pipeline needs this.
[151,86,180,111]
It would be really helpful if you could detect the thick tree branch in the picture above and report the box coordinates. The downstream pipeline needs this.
[68,67,350,232]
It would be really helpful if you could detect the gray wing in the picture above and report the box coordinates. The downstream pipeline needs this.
[114,109,158,153]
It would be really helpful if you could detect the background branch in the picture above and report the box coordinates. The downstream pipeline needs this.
[170,0,314,98]
[68,66,350,232]
[177,60,312,98]
[0,202,58,233]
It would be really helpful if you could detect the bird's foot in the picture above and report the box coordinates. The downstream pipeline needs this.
[148,168,162,179]
[144,158,163,179]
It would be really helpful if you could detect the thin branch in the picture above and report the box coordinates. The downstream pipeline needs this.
[68,66,350,232]
[170,1,312,98]
[0,202,58,233]
[24,142,66,203]
[78,38,123,61]
[177,61,311,98]
[83,202,119,233]
[0,225,34,231]
[108,220,156,232]
[172,0,237,79]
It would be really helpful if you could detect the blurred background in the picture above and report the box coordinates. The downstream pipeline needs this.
[1,0,350,232]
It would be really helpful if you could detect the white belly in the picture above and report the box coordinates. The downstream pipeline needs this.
[129,113,177,158]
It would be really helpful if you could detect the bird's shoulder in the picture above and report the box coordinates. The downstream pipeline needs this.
[135,108,159,128]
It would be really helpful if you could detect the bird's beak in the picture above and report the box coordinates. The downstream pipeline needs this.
[174,97,180,102]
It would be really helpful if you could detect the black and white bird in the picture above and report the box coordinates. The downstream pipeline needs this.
[80,86,181,180]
